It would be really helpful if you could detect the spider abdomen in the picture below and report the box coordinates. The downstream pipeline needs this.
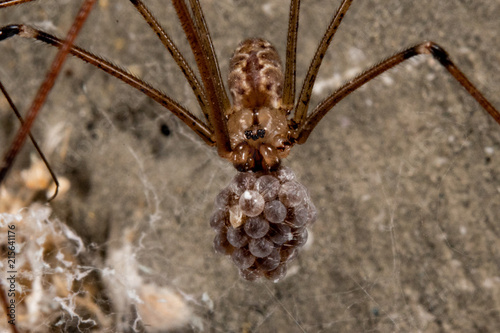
[228,38,283,111]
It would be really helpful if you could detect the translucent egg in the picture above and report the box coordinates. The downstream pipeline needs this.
[278,181,307,207]
[307,202,318,225]
[263,200,287,223]
[209,209,227,230]
[239,267,261,281]
[213,231,233,255]
[255,175,280,201]
[280,246,297,262]
[287,204,309,228]
[214,187,234,209]
[292,228,308,247]
[231,172,256,196]
[265,264,287,283]
[227,226,249,248]
[257,248,280,271]
[276,166,296,183]
[232,248,255,269]
[248,237,274,258]
[269,224,293,245]
[239,190,265,217]
[244,216,270,239]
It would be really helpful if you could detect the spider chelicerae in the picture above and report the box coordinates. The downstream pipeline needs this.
[0,0,499,284]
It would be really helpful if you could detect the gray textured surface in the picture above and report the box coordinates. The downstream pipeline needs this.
[1,0,500,331]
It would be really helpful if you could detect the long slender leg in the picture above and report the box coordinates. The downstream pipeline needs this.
[188,0,230,114]
[129,0,212,128]
[0,2,95,330]
[172,0,232,158]
[282,0,300,112]
[0,0,34,8]
[0,80,59,200]
[0,0,97,185]
[296,41,500,144]
[293,0,353,126]
[0,24,215,146]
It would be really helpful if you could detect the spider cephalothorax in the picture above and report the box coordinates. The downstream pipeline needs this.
[227,38,292,172]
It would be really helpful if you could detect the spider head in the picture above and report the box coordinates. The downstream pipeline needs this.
[227,107,291,172]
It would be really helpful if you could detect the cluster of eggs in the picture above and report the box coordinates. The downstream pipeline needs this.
[209,166,317,282]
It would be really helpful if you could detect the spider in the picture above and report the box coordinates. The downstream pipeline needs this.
[0,1,500,331]
[0,0,499,284]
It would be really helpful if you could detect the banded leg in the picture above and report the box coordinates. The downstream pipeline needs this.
[296,41,500,144]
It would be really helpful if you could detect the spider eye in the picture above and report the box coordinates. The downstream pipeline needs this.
[245,129,266,141]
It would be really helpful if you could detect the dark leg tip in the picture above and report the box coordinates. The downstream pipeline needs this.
[0,25,21,41]
[427,42,453,67]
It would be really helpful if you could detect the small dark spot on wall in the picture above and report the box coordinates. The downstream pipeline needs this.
[64,68,74,78]
[160,123,171,137]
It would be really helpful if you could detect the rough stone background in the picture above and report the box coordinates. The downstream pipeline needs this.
[0,0,499,332]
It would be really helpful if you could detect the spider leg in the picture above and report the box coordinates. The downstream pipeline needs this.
[0,24,215,146]
[129,0,212,128]
[0,0,96,186]
[0,0,35,8]
[296,41,500,144]
[0,2,95,331]
[0,80,59,200]
[172,0,232,158]
[188,0,230,114]
[293,0,353,126]
[282,0,300,112]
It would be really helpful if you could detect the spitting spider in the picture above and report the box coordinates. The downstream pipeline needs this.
[0,0,499,287]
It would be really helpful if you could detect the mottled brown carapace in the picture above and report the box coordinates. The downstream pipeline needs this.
[227,39,291,172]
